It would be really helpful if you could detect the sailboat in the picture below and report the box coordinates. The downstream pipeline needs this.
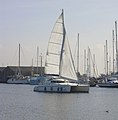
[98,32,118,88]
[34,10,89,93]
[7,44,30,84]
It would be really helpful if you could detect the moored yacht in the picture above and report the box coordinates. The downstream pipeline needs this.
[7,75,30,84]
[34,78,89,93]
[7,44,30,84]
[98,77,118,88]
[34,10,89,93]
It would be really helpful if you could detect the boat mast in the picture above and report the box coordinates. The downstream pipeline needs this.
[77,33,79,74]
[18,43,21,75]
[93,54,99,77]
[40,53,43,76]
[37,46,39,74]
[93,54,96,77]
[104,45,106,74]
[112,30,115,74]
[31,58,34,76]
[87,47,91,78]
[106,40,108,76]
[109,56,111,74]
[115,21,118,72]
[84,49,86,74]
[59,9,66,77]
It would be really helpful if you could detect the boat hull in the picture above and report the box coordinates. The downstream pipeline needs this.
[71,84,89,93]
[7,79,29,84]
[98,83,118,88]
[34,84,89,93]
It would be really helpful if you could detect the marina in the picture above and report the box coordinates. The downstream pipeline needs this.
[0,0,118,120]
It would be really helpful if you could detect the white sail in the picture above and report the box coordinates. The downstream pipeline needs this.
[60,35,78,80]
[45,12,64,75]
[45,10,78,80]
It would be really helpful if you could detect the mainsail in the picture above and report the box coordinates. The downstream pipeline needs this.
[45,10,78,80]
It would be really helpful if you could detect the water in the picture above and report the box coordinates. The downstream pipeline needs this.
[0,84,118,120]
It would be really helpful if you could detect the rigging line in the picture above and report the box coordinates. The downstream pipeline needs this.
[20,45,28,65]
[9,46,18,65]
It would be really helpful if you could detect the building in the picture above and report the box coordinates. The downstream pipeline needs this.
[0,66,44,83]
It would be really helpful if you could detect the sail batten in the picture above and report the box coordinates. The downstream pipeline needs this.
[46,63,59,66]
[56,21,63,24]
[48,52,60,56]
[49,41,61,45]
[53,32,63,35]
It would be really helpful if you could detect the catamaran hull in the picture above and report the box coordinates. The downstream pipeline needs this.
[71,85,89,93]
[34,85,71,93]
[34,84,89,93]
[98,83,118,88]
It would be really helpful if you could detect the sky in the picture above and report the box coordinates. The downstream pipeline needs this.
[0,0,118,75]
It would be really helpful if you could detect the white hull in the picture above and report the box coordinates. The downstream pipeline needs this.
[98,78,118,88]
[34,83,89,93]
[7,78,29,84]
[98,83,118,88]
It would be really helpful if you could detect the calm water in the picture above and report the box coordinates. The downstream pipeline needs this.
[0,84,118,120]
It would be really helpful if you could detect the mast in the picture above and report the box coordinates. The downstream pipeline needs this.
[89,47,91,77]
[87,47,91,78]
[106,40,108,75]
[37,46,39,74]
[112,30,115,74]
[18,43,21,75]
[93,54,96,77]
[109,56,111,74]
[115,21,118,72]
[104,45,106,74]
[40,53,43,76]
[31,58,34,76]
[77,33,79,74]
[59,9,66,77]
[84,49,86,74]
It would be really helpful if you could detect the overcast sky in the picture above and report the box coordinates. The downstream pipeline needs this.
[0,0,118,75]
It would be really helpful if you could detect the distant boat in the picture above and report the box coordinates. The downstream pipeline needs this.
[98,77,118,88]
[7,75,30,84]
[29,75,47,85]
[29,49,44,85]
[98,37,118,88]
[34,10,89,93]
[7,44,29,84]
